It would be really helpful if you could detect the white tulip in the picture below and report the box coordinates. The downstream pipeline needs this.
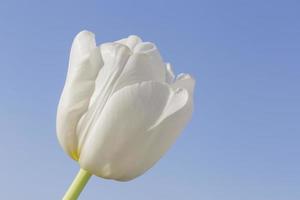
[57,30,195,182]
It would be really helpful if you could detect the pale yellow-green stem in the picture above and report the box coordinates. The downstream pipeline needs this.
[63,169,92,200]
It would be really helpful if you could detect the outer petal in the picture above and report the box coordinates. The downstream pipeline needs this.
[139,75,195,177]
[79,81,188,181]
[88,43,131,107]
[172,73,195,96]
[113,42,166,91]
[68,31,99,69]
[56,31,103,160]
[77,43,132,150]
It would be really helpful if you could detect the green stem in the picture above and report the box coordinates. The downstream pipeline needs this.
[63,169,92,200]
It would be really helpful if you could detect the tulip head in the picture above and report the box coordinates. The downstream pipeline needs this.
[57,31,195,181]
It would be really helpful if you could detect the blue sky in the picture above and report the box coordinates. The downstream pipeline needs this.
[0,0,299,199]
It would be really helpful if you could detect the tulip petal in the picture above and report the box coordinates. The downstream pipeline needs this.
[87,43,131,111]
[149,74,195,129]
[79,81,188,180]
[113,42,166,91]
[140,96,194,176]
[56,30,103,160]
[116,35,142,50]
[68,31,99,69]
[76,43,132,150]
[140,76,195,177]
[165,63,175,84]
[172,73,195,96]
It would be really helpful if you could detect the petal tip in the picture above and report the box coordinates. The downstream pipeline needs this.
[128,35,142,42]
[176,73,195,82]
[134,42,156,53]
[76,30,95,39]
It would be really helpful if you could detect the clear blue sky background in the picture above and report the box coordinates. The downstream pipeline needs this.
[0,0,299,199]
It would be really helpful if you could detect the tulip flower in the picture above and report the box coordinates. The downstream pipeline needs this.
[57,30,195,199]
